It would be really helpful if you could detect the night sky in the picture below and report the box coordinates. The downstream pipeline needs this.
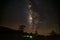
[0,0,59,35]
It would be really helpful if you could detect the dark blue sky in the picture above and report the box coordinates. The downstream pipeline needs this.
[29,0,59,35]
[0,0,29,28]
[0,0,59,35]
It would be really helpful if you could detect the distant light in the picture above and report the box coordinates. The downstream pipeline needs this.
[24,35,33,38]
[30,35,32,38]
[27,35,29,37]
[24,35,29,37]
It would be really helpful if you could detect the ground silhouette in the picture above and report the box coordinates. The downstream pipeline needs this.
[0,26,60,40]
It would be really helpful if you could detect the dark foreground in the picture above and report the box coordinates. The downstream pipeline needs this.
[0,26,60,40]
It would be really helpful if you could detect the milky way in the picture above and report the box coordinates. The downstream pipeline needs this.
[0,0,59,35]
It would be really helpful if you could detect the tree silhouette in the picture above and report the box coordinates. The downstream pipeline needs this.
[19,25,26,33]
[50,30,57,36]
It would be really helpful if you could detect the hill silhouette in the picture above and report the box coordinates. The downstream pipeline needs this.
[0,26,60,40]
[0,26,20,40]
[0,26,17,33]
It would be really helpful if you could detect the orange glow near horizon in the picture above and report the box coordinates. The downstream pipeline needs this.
[0,23,59,36]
